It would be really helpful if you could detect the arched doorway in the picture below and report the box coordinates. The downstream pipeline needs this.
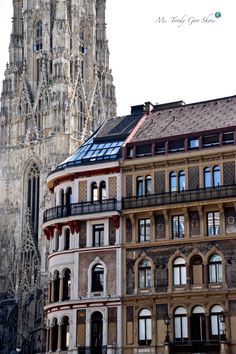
[191,306,206,342]
[91,311,103,353]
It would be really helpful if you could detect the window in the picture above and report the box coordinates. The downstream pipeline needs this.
[203,134,219,147]
[210,305,225,340]
[93,224,104,247]
[209,254,222,283]
[173,258,187,286]
[99,181,107,200]
[92,264,104,292]
[63,269,71,301]
[91,182,98,202]
[169,139,184,153]
[138,219,151,242]
[178,170,185,191]
[189,137,199,149]
[172,215,185,239]
[54,231,59,252]
[207,212,220,236]
[213,165,220,187]
[138,260,152,288]
[52,270,60,303]
[27,163,40,241]
[64,229,70,250]
[204,167,211,188]
[155,142,165,155]
[138,309,152,345]
[35,20,43,51]
[223,131,234,145]
[190,255,203,286]
[174,307,188,341]
[51,318,59,352]
[145,176,152,195]
[136,145,152,157]
[137,177,144,196]
[170,171,177,192]
[61,316,70,350]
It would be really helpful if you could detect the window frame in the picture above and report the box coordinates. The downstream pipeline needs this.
[172,215,185,239]
[209,254,223,284]
[138,260,152,289]
[138,309,152,346]
[92,224,105,247]
[207,211,220,236]
[173,258,187,286]
[91,263,104,292]
[138,219,151,242]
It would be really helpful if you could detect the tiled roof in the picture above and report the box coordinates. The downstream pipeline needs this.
[131,95,236,142]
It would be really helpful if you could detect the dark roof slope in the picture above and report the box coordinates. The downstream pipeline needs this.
[131,95,236,142]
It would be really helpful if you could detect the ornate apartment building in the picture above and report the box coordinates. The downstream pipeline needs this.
[42,96,236,354]
[42,112,143,354]
[0,0,116,352]
[121,97,236,354]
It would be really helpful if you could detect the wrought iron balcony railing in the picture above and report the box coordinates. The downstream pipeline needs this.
[170,339,221,353]
[122,184,236,210]
[43,199,121,223]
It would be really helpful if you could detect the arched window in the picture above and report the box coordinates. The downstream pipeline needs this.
[178,170,185,191]
[65,187,72,215]
[145,176,152,195]
[92,264,104,292]
[63,269,71,301]
[204,167,211,188]
[191,306,206,341]
[27,163,40,241]
[190,255,203,286]
[138,260,152,288]
[210,305,224,340]
[51,318,58,352]
[138,309,152,345]
[170,171,177,192]
[173,258,187,286]
[35,20,43,51]
[174,307,188,341]
[213,165,220,187]
[99,181,107,200]
[209,254,222,283]
[137,177,144,196]
[59,189,64,206]
[53,271,60,303]
[91,182,98,202]
[61,316,70,350]
[64,229,70,251]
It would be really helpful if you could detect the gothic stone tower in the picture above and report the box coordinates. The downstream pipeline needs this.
[0,0,116,351]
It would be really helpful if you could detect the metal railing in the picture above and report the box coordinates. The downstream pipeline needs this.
[43,199,121,223]
[169,339,221,353]
[123,184,236,210]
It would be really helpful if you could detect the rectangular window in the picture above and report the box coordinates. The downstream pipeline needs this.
[138,219,151,242]
[202,134,219,147]
[188,137,199,149]
[155,142,165,155]
[93,224,104,247]
[207,212,220,236]
[136,145,152,157]
[169,140,184,153]
[223,131,234,145]
[172,216,185,239]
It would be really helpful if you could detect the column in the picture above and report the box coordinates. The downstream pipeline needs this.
[205,313,210,340]
[184,208,189,240]
[49,326,53,352]
[48,281,51,304]
[57,324,62,351]
[186,262,191,290]
[51,280,55,303]
[218,204,225,236]
[59,274,64,302]
[149,211,155,242]
[203,262,208,288]
[131,214,136,243]
[46,327,50,352]
[163,210,170,240]
[198,206,204,238]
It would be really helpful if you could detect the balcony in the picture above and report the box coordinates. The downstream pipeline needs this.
[43,199,121,223]
[170,340,221,353]
[122,184,236,210]
[78,346,108,354]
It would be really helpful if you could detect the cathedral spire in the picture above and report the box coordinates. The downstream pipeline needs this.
[9,0,23,66]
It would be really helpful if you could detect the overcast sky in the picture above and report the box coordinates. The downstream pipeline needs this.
[0,1,235,115]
